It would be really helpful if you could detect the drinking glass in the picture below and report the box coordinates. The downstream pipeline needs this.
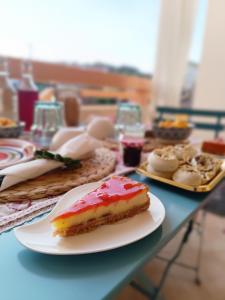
[31,101,65,147]
[116,103,144,138]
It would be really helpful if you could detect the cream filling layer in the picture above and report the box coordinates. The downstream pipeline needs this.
[52,192,149,230]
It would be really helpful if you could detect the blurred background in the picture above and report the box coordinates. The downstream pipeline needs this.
[0,0,216,126]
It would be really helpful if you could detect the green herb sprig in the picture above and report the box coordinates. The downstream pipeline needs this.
[35,150,81,169]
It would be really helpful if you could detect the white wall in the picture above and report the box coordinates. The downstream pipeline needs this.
[194,0,225,110]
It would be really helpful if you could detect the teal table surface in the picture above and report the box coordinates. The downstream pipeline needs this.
[0,173,221,300]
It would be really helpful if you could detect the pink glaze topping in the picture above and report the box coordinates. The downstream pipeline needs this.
[52,176,147,221]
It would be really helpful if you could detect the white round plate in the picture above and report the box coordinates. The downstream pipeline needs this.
[0,139,35,169]
[14,181,165,255]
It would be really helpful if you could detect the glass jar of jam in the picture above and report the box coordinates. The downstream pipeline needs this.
[121,137,144,167]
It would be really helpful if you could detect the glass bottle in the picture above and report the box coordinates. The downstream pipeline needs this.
[0,57,18,121]
[18,60,38,130]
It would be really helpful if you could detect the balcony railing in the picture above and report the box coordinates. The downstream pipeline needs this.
[9,57,151,102]
[8,57,152,122]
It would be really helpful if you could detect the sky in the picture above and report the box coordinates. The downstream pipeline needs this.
[0,0,207,73]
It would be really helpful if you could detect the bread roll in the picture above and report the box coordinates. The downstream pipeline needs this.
[146,164,173,179]
[173,165,201,187]
[173,144,197,164]
[192,154,222,184]
[148,149,179,172]
[87,117,114,140]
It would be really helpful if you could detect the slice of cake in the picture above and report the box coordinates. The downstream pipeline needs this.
[51,176,150,237]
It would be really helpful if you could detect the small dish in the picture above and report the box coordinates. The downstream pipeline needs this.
[153,122,193,141]
[0,122,25,138]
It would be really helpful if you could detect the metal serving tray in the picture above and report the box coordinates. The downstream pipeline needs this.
[137,162,225,192]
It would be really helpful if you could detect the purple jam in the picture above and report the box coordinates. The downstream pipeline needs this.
[121,137,144,167]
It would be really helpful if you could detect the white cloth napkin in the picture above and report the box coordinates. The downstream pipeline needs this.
[0,133,101,191]
[50,117,114,151]
[58,133,101,160]
[50,127,84,151]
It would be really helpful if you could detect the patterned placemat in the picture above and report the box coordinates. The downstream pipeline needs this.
[0,148,116,202]
[0,197,59,234]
